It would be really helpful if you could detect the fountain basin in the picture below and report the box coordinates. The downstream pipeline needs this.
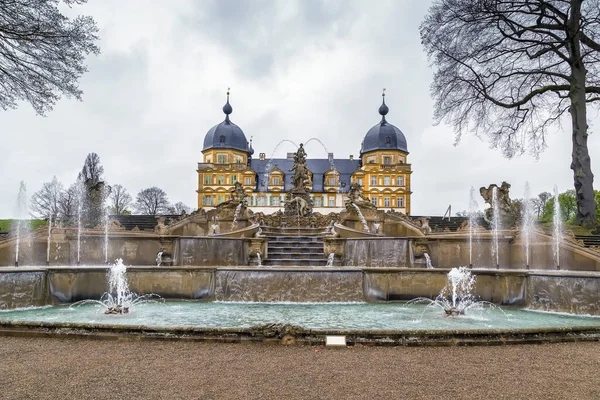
[0,302,599,346]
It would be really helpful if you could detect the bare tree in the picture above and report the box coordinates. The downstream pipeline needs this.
[78,152,104,187]
[0,0,100,115]
[135,187,170,215]
[421,0,600,227]
[77,153,107,226]
[30,176,63,219]
[109,184,132,215]
[169,201,191,215]
[57,183,79,224]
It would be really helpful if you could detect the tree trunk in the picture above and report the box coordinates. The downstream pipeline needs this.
[568,0,597,227]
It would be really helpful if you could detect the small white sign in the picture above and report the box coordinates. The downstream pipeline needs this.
[325,335,347,347]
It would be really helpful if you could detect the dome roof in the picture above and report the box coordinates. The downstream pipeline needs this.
[203,92,252,154]
[360,95,408,154]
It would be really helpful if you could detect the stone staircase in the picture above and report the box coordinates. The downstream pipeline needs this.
[260,227,335,267]
[574,235,600,249]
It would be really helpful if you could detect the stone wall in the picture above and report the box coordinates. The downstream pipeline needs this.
[0,267,599,315]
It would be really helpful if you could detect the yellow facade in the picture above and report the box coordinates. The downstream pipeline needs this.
[197,147,413,214]
[354,150,412,214]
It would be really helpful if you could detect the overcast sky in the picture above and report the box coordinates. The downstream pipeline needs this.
[2,0,600,218]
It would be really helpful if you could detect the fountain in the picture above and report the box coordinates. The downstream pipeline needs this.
[156,251,163,267]
[304,137,339,191]
[468,186,478,266]
[553,185,563,269]
[76,179,84,265]
[70,259,160,314]
[256,252,262,267]
[231,202,243,230]
[46,215,52,266]
[409,267,494,317]
[352,204,370,232]
[326,253,335,266]
[521,182,536,269]
[491,186,500,268]
[14,181,28,267]
[261,139,298,190]
[424,252,433,269]
[283,143,314,218]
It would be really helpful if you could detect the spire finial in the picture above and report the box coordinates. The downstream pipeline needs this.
[223,87,233,121]
[378,88,389,123]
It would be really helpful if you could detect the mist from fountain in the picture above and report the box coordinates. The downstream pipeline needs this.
[14,181,28,267]
[156,251,163,267]
[351,203,370,232]
[553,185,563,269]
[231,202,243,230]
[326,253,335,267]
[70,259,161,314]
[491,186,500,268]
[46,215,52,266]
[408,267,500,317]
[261,139,299,190]
[256,252,262,267]
[522,182,536,269]
[305,138,340,192]
[424,252,433,269]
[468,186,478,266]
[76,179,84,265]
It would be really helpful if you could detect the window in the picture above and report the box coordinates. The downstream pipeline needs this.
[271,196,280,206]
[357,178,363,186]
[245,177,251,185]
[231,175,237,184]
[217,175,224,185]
[314,196,322,207]
[235,156,242,164]
[384,176,390,185]
[371,176,377,186]
[257,196,266,206]
[328,197,335,207]
[367,157,376,164]
[397,176,403,186]
[217,195,224,204]
[384,156,391,165]
[372,197,377,206]
[205,157,212,163]
[273,177,280,185]
[202,196,213,206]
[217,154,227,164]
[384,197,390,207]
[204,175,212,185]
[398,197,404,207]
[328,177,335,186]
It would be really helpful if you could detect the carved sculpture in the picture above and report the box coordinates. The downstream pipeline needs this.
[479,181,520,227]
[345,183,376,212]
[284,143,314,217]
[419,217,432,235]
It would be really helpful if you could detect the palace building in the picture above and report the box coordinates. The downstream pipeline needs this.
[197,91,413,214]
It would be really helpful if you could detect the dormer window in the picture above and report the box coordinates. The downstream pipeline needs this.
[385,136,391,144]
[384,156,391,164]
[219,135,226,143]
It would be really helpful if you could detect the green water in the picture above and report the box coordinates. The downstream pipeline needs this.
[1,302,599,331]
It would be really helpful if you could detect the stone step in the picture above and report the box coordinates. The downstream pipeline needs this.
[266,253,325,260]
[267,241,324,247]
[267,247,323,254]
[262,259,330,267]
[264,235,325,241]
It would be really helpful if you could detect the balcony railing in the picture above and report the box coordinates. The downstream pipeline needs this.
[197,163,248,171]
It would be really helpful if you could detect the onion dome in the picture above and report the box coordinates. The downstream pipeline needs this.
[203,89,253,154]
[360,90,408,154]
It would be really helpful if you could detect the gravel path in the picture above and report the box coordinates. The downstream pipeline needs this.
[0,336,598,400]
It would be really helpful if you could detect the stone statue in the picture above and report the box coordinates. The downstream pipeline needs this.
[419,217,432,235]
[479,181,520,227]
[217,182,248,209]
[284,193,312,217]
[345,182,376,212]
[284,143,314,217]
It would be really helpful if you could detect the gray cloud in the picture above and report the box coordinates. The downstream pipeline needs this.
[1,0,599,218]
